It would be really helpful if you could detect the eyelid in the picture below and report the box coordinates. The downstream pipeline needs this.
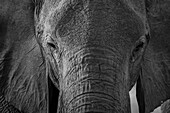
[47,42,56,49]
[133,41,144,52]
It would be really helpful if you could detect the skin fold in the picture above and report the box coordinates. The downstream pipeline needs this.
[0,0,47,113]
[0,0,170,113]
[138,0,170,113]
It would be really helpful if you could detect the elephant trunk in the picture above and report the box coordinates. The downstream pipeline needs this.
[61,46,130,113]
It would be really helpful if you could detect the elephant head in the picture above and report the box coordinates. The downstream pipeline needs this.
[35,0,151,112]
[0,0,170,113]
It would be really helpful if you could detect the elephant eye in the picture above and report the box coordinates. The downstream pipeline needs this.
[130,34,150,62]
[130,41,144,62]
[47,42,56,49]
[133,41,144,53]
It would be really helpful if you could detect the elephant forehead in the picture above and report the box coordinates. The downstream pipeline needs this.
[38,0,145,53]
[53,0,145,49]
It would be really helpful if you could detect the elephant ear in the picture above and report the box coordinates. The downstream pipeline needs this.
[137,39,170,113]
[136,1,170,112]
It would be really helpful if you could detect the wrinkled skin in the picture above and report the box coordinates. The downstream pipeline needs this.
[0,0,170,113]
[136,0,170,113]
[0,0,47,113]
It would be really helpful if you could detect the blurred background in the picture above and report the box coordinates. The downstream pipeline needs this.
[130,84,161,113]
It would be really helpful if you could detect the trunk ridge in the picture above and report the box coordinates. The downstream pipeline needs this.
[60,47,128,113]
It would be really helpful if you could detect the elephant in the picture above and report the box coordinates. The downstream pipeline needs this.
[0,0,170,113]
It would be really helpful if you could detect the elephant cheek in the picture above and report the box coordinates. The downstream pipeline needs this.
[59,47,131,113]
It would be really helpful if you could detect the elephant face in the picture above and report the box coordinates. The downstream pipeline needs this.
[35,0,150,112]
[0,0,170,113]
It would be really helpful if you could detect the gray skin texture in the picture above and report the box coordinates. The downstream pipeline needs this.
[136,0,170,113]
[143,1,170,113]
[36,0,148,113]
[0,0,170,113]
[0,0,47,113]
